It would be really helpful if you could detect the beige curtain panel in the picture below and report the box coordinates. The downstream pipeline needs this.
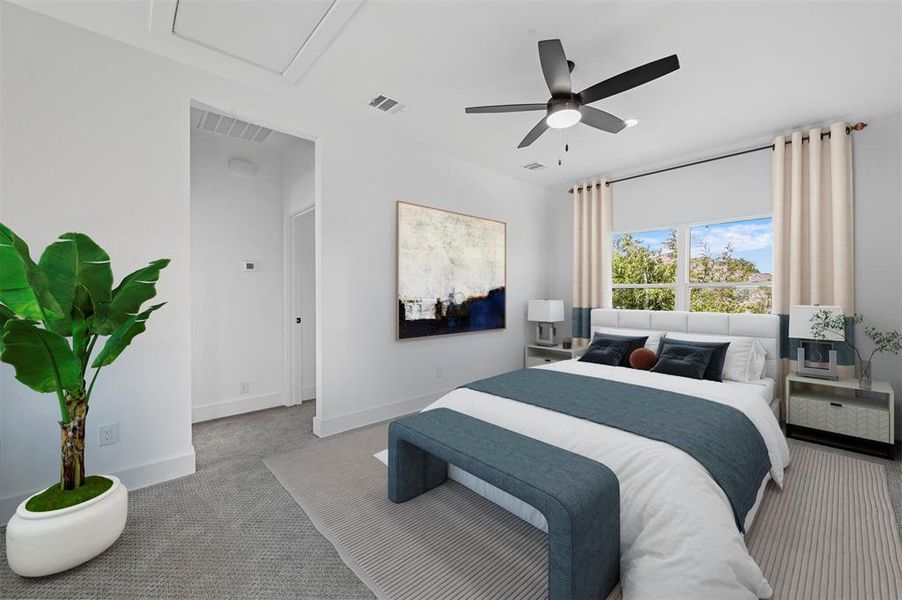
[772,122,856,410]
[772,121,855,314]
[572,179,612,344]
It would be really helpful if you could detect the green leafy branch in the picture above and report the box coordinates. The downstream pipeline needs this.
[809,309,902,369]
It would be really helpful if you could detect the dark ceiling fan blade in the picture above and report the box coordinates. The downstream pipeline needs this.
[465,104,547,114]
[517,117,550,148]
[579,106,627,134]
[578,54,680,105]
[538,39,572,96]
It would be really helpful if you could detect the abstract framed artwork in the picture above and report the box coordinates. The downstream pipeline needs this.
[397,201,506,340]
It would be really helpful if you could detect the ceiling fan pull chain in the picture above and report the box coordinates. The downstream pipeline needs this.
[557,130,563,166]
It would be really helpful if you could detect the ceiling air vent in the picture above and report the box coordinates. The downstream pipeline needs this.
[195,109,273,144]
[521,162,546,171]
[368,94,407,115]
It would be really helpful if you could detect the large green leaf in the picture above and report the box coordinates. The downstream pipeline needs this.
[92,303,164,368]
[92,258,169,334]
[0,223,63,322]
[0,303,16,354]
[1,320,80,393]
[39,233,112,332]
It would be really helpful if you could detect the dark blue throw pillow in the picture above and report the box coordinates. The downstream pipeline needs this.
[579,345,625,366]
[651,344,716,380]
[657,337,730,382]
[582,333,648,368]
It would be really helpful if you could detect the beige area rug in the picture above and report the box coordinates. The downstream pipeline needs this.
[265,423,902,600]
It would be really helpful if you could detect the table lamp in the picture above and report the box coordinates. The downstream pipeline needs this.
[789,305,843,379]
[528,300,565,347]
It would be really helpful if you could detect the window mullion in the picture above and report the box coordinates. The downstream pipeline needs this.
[675,225,689,311]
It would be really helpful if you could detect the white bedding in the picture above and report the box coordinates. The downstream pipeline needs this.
[376,361,789,599]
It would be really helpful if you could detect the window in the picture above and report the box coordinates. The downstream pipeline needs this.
[689,217,773,314]
[611,217,772,314]
[612,229,677,311]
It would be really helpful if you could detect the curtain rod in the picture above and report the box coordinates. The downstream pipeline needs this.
[567,122,868,193]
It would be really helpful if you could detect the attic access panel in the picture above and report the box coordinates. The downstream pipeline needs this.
[172,0,337,74]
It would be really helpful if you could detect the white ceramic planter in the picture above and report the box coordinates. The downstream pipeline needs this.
[5,475,127,577]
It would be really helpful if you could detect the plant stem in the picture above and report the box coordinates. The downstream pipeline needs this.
[82,335,98,377]
[85,366,102,404]
[834,326,864,366]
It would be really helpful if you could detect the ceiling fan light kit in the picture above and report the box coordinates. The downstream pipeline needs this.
[545,99,582,129]
[465,39,679,147]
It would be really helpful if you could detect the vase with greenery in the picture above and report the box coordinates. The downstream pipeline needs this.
[0,222,168,509]
[809,308,902,390]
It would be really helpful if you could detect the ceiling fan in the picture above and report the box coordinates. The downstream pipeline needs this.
[465,40,679,148]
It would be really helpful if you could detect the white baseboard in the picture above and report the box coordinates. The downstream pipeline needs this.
[192,392,285,423]
[301,385,316,402]
[312,387,452,437]
[1,447,196,525]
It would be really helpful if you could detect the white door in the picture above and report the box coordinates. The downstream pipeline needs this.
[291,209,316,403]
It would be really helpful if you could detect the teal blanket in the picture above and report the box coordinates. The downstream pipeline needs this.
[463,369,771,531]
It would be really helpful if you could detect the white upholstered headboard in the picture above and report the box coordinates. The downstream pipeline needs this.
[590,309,780,381]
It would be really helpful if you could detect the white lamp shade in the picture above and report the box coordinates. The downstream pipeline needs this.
[528,300,564,322]
[788,305,845,341]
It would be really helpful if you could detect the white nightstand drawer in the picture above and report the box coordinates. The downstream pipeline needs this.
[524,344,584,369]
[789,393,890,443]
[526,356,557,368]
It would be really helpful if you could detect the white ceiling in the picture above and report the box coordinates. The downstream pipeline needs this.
[173,0,336,73]
[13,1,902,189]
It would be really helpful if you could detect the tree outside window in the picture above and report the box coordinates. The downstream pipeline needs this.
[612,229,677,311]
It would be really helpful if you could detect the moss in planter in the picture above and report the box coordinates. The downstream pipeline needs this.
[25,476,113,512]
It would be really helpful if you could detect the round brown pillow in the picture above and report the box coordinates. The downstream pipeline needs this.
[629,347,657,370]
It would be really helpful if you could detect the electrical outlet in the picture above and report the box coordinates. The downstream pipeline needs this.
[98,423,119,447]
[240,381,250,394]
[435,366,443,379]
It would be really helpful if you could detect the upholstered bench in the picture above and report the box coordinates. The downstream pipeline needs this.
[388,408,620,600]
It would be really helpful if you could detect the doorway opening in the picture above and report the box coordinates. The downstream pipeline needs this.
[189,102,316,423]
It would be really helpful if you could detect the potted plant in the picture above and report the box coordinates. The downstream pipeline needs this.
[809,308,902,390]
[0,223,168,576]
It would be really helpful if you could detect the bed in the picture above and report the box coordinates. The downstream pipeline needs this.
[379,309,790,599]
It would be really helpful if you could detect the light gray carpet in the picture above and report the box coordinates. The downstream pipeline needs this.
[266,422,902,600]
[0,402,373,600]
[1,403,899,600]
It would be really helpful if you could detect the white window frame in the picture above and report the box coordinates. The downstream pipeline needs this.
[611,214,773,312]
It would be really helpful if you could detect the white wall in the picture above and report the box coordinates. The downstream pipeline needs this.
[1,4,197,521]
[548,112,902,439]
[283,139,316,215]
[190,130,299,422]
[0,5,552,520]
[852,110,902,438]
[313,126,548,435]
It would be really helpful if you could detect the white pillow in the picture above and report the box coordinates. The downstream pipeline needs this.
[661,332,760,382]
[748,340,768,380]
[593,327,663,352]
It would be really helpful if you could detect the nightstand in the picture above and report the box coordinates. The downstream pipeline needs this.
[524,344,585,368]
[785,373,895,459]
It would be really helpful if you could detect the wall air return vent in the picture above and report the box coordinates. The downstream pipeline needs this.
[521,162,546,171]
[195,109,274,144]
[368,94,407,115]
